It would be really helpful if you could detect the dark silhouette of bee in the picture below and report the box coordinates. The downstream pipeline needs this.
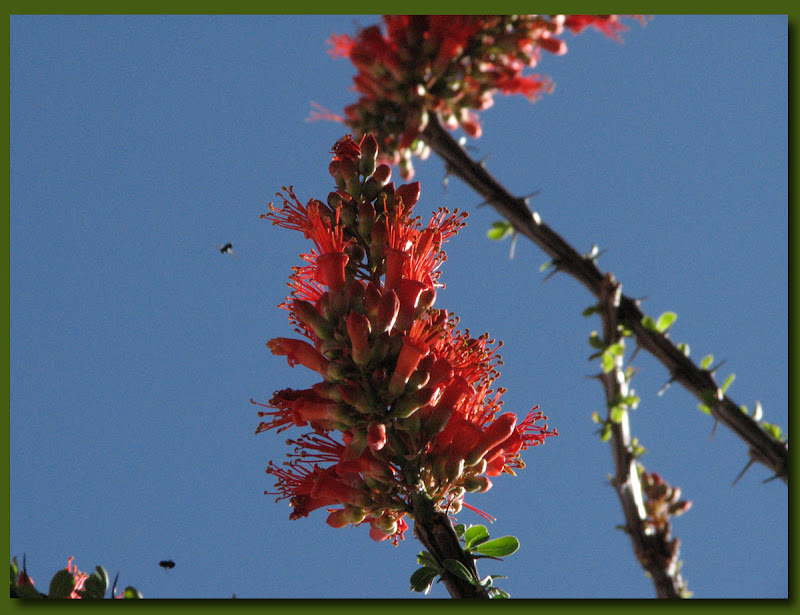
[220,242,234,254]
[159,560,175,569]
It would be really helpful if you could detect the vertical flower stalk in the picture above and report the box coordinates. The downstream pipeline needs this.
[256,134,556,596]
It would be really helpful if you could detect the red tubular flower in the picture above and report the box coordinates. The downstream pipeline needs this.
[257,134,556,544]
[326,15,644,178]
[267,338,329,377]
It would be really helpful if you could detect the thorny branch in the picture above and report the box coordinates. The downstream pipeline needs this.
[420,113,788,485]
[596,274,688,598]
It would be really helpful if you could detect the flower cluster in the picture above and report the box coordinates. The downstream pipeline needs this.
[327,15,641,178]
[256,134,556,544]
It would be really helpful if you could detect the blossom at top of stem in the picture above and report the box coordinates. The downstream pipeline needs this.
[256,134,557,544]
[326,15,644,179]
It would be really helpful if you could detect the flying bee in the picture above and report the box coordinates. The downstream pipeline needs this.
[159,560,175,570]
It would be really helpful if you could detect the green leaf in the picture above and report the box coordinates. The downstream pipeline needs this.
[641,315,657,331]
[588,332,605,349]
[410,567,439,594]
[590,411,602,424]
[464,525,490,550]
[487,221,513,241]
[720,373,735,394]
[697,404,711,415]
[453,524,466,538]
[539,260,553,272]
[606,343,624,357]
[700,354,714,370]
[490,589,511,599]
[601,352,615,373]
[761,422,783,441]
[582,305,598,317]
[442,559,474,583]
[600,423,612,441]
[416,551,440,570]
[610,404,626,423]
[623,394,640,409]
[677,342,690,357]
[122,586,142,599]
[78,569,108,599]
[473,536,520,558]
[48,569,76,599]
[701,389,718,406]
[656,311,677,332]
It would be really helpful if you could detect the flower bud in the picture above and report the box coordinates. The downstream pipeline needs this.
[292,299,333,340]
[463,475,492,493]
[358,199,376,238]
[374,288,400,334]
[388,335,428,397]
[396,181,421,210]
[359,134,379,177]
[346,311,372,366]
[367,423,387,451]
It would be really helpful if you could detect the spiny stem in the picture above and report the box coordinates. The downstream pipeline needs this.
[420,113,788,485]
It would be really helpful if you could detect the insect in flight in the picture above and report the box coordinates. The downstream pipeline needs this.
[159,560,175,569]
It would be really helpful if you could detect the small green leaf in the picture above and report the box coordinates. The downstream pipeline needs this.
[623,394,640,409]
[590,411,602,424]
[442,559,474,583]
[464,525,490,550]
[641,315,657,331]
[700,354,714,370]
[539,260,553,272]
[610,405,626,423]
[720,373,735,394]
[760,422,783,441]
[697,404,711,415]
[600,423,612,441]
[453,524,466,538]
[656,311,677,332]
[122,586,143,599]
[617,324,633,338]
[582,305,598,317]
[701,389,718,406]
[588,332,605,349]
[410,567,439,594]
[48,569,76,599]
[601,352,615,373]
[487,221,513,241]
[606,342,624,357]
[473,536,520,558]
[78,568,108,599]
[490,589,511,599]
[678,342,690,357]
[417,551,440,570]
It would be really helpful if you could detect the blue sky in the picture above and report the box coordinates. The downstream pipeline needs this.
[10,15,787,599]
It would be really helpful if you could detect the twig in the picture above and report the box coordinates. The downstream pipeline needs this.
[596,274,687,598]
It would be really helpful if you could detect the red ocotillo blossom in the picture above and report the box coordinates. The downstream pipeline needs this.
[255,134,557,544]
[325,15,644,178]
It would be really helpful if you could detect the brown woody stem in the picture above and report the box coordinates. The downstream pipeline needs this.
[411,494,490,599]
